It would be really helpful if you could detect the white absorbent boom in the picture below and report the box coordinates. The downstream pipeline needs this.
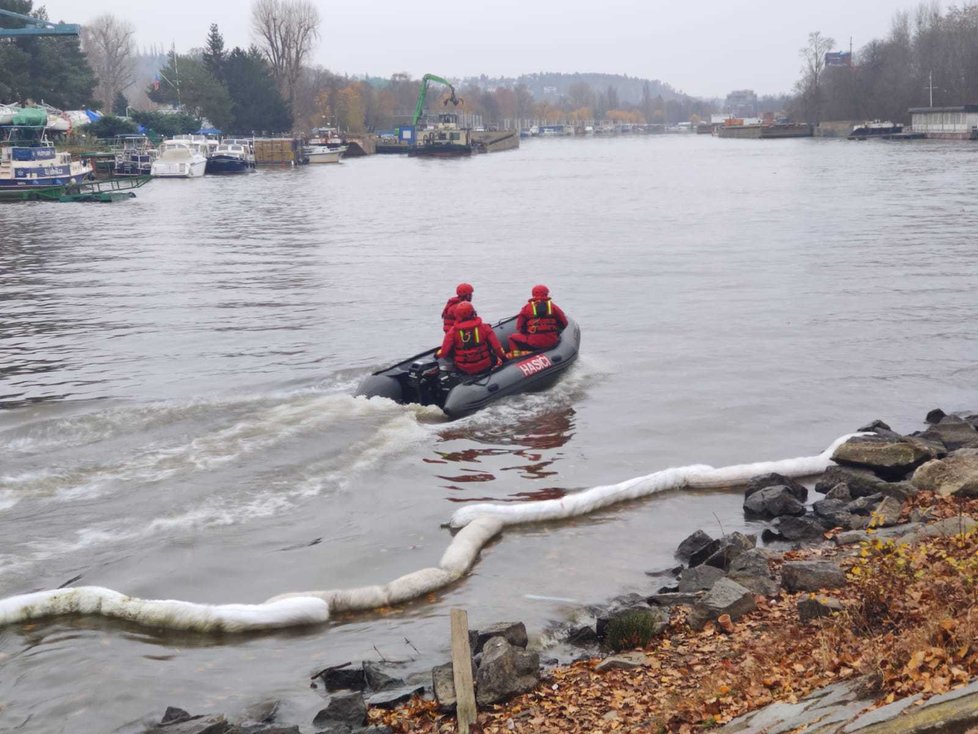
[0,434,857,633]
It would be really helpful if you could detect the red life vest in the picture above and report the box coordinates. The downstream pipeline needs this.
[523,299,559,334]
[453,322,492,371]
[442,296,461,331]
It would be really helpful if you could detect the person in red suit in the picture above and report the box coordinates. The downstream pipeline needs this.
[437,301,506,375]
[441,282,474,333]
[508,284,569,353]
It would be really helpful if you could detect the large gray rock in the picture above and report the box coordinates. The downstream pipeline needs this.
[316,664,366,692]
[675,529,714,562]
[312,692,367,730]
[925,408,947,424]
[768,515,830,541]
[825,482,853,502]
[912,451,978,496]
[812,498,867,531]
[781,561,847,593]
[692,532,756,571]
[677,564,724,592]
[798,595,845,622]
[727,549,780,596]
[687,577,757,630]
[469,622,528,654]
[815,465,916,501]
[846,494,884,516]
[646,591,704,607]
[874,495,904,526]
[432,659,477,713]
[745,473,808,502]
[831,435,937,478]
[365,685,425,710]
[857,419,903,440]
[475,636,540,706]
[362,662,402,692]
[919,414,978,451]
[148,715,229,734]
[743,485,807,518]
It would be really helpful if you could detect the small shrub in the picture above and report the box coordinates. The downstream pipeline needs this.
[604,610,663,651]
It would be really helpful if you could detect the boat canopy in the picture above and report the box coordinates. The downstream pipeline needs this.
[11,107,47,126]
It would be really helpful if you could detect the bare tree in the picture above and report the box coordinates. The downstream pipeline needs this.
[81,14,136,113]
[797,31,835,123]
[251,0,320,117]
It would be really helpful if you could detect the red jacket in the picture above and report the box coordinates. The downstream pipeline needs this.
[514,298,568,349]
[441,296,466,332]
[438,316,506,374]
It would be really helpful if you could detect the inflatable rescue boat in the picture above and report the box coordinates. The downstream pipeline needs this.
[356,316,581,417]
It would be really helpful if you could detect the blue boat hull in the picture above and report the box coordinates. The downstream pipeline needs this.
[0,173,90,188]
[205,156,252,174]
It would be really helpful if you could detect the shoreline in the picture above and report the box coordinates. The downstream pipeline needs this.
[128,408,978,733]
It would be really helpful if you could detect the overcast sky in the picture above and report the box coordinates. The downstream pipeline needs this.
[41,0,915,98]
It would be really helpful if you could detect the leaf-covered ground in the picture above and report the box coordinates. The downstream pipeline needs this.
[371,494,978,733]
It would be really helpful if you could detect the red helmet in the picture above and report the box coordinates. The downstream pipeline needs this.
[532,284,549,299]
[454,301,475,320]
[456,283,474,297]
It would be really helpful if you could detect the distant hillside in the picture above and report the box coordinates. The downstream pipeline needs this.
[516,72,689,103]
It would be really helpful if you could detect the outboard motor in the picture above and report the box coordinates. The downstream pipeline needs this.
[407,359,443,405]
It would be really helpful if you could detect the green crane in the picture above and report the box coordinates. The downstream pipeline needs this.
[0,7,79,37]
[411,74,462,128]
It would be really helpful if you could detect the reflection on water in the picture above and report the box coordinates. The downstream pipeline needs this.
[435,406,576,495]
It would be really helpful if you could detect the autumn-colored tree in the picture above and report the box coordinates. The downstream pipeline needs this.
[335,84,365,132]
[567,106,592,123]
[606,108,643,124]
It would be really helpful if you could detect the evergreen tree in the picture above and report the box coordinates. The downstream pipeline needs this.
[148,52,232,131]
[223,46,292,134]
[0,0,96,108]
[112,91,128,116]
[202,23,225,81]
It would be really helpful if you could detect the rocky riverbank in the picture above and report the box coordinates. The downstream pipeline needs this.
[139,410,978,734]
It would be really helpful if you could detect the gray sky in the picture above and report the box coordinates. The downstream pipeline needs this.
[41,0,914,98]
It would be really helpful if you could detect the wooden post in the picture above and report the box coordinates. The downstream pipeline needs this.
[450,608,477,733]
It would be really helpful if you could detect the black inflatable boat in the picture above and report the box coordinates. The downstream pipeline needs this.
[356,317,581,417]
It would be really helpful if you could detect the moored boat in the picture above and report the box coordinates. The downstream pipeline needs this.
[303,144,345,164]
[150,138,207,178]
[112,134,157,177]
[848,120,904,139]
[0,111,94,200]
[409,112,474,157]
[205,141,255,174]
[356,316,581,417]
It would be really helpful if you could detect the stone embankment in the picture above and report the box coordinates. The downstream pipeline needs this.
[140,409,978,734]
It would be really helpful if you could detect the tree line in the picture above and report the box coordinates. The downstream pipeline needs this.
[31,0,977,136]
[792,2,978,124]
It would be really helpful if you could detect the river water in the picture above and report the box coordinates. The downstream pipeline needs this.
[3,135,978,732]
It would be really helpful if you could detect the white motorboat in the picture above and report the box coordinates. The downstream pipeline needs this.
[150,138,208,178]
[303,144,346,164]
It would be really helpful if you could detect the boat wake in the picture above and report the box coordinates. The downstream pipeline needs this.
[0,388,439,512]
[0,432,861,633]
